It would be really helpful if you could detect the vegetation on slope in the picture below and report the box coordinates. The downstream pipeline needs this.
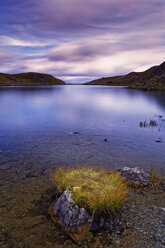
[85,61,165,90]
[53,166,128,214]
[0,72,65,86]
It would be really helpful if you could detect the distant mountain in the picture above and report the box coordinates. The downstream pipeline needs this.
[85,61,165,90]
[0,72,65,86]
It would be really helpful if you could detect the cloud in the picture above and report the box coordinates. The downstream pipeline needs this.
[48,31,165,63]
[0,35,51,47]
[48,41,108,62]
[0,51,12,62]
[0,0,165,82]
[1,0,165,36]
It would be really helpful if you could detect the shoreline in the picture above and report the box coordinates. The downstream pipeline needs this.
[0,165,164,248]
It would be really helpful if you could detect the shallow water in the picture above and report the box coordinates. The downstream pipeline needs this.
[0,85,165,172]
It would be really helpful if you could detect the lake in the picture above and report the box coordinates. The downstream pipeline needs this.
[0,85,165,247]
[0,85,165,173]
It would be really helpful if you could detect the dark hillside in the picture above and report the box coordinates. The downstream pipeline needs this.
[85,61,165,90]
[0,72,65,86]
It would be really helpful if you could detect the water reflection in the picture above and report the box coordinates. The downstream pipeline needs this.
[0,85,165,172]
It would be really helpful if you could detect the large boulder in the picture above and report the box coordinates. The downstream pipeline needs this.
[53,190,93,244]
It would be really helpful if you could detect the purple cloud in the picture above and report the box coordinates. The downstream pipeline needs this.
[1,0,165,35]
[0,0,165,83]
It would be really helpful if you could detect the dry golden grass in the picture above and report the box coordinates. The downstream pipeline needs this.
[53,166,128,214]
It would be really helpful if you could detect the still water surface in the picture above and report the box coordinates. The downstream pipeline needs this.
[0,85,165,172]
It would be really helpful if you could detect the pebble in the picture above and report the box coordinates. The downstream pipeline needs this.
[0,165,11,170]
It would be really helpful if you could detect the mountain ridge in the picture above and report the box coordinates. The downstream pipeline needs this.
[85,61,165,90]
[0,72,65,86]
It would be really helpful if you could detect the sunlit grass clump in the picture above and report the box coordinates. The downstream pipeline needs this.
[53,166,128,214]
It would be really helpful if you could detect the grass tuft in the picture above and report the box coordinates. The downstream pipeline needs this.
[149,168,164,188]
[53,166,128,214]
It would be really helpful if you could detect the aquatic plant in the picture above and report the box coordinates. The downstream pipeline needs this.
[53,166,128,214]
[149,120,157,127]
[139,119,158,128]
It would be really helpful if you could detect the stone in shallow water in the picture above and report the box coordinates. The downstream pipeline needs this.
[118,167,150,187]
[0,165,11,170]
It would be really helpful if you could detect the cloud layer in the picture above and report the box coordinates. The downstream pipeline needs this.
[0,0,165,83]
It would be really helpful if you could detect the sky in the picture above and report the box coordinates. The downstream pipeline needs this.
[0,0,165,83]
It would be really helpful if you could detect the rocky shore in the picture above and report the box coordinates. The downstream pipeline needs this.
[0,165,164,248]
[50,166,165,247]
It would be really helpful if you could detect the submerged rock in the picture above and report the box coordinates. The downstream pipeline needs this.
[118,166,150,187]
[0,164,11,170]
